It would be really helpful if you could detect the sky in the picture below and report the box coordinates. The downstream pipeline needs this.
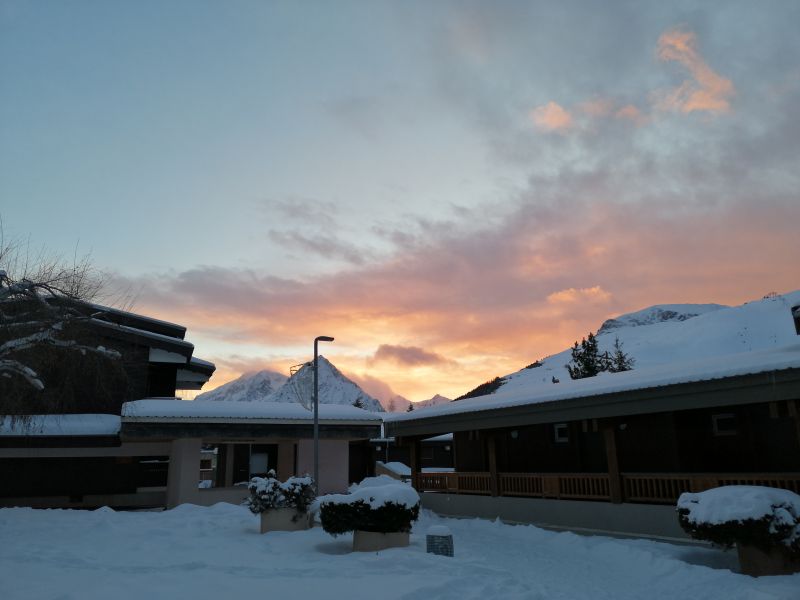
[1,0,798,403]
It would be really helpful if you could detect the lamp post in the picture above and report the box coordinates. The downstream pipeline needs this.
[313,335,334,494]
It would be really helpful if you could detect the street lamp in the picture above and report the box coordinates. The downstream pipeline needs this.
[313,335,334,494]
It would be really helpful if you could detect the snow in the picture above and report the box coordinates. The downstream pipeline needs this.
[381,462,412,476]
[386,341,800,424]
[390,292,800,424]
[195,369,287,402]
[1,504,798,599]
[0,414,121,436]
[427,525,452,536]
[678,486,800,528]
[196,356,384,412]
[379,462,455,476]
[316,475,420,510]
[122,399,382,422]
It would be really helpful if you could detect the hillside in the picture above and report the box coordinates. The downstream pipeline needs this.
[195,370,287,402]
[461,291,800,399]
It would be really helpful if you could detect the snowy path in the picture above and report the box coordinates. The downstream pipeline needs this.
[1,503,797,600]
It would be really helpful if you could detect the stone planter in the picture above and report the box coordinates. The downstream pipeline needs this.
[352,530,410,552]
[259,508,311,534]
[736,544,800,576]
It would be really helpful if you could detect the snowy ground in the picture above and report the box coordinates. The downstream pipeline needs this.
[1,504,798,600]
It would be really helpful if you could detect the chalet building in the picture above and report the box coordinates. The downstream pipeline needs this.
[385,306,800,540]
[0,305,381,509]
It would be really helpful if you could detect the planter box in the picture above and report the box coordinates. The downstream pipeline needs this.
[259,508,311,534]
[736,544,800,576]
[353,530,410,552]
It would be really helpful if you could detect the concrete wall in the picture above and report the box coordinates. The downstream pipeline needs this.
[421,493,690,542]
[166,438,202,508]
[297,439,349,494]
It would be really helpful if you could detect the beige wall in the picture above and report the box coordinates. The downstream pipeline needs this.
[166,438,202,508]
[297,439,349,494]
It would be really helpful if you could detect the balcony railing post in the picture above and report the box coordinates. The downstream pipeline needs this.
[487,435,499,497]
[409,437,421,491]
[602,422,623,503]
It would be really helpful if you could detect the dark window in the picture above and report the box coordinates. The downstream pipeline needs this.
[712,413,738,436]
[554,423,569,443]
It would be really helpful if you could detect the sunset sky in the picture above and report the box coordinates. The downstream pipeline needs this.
[1,1,798,403]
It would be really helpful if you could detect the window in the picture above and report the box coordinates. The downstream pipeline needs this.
[554,423,569,443]
[712,413,738,436]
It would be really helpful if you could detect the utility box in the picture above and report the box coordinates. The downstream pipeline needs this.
[426,525,454,557]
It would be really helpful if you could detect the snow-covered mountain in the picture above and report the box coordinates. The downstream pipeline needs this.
[198,356,384,412]
[195,370,287,402]
[467,291,800,399]
[597,304,725,334]
[267,356,384,412]
[412,394,452,410]
[383,393,452,412]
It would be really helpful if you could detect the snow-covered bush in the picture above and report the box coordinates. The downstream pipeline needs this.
[677,486,800,557]
[246,470,315,516]
[315,475,420,536]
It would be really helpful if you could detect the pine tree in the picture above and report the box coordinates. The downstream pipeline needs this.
[352,397,365,409]
[406,403,415,412]
[607,337,635,373]
[566,333,603,379]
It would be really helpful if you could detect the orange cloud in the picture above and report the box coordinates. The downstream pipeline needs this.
[123,198,798,401]
[579,97,615,117]
[615,104,646,125]
[656,28,734,114]
[547,286,613,305]
[530,101,573,131]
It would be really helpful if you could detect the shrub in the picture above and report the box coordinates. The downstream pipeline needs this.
[316,475,420,536]
[246,470,315,516]
[677,486,800,557]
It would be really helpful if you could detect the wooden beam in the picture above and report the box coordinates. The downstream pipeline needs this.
[409,438,421,491]
[602,422,623,503]
[487,435,499,497]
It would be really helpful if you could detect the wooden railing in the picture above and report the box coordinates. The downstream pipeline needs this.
[417,471,800,505]
[417,472,491,495]
[622,474,692,503]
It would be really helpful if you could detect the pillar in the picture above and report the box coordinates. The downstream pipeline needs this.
[166,438,202,508]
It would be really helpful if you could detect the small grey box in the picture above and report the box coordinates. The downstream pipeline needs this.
[426,525,454,557]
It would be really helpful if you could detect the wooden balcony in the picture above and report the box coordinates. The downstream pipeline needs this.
[416,471,800,505]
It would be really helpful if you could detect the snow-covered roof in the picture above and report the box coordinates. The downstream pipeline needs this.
[423,433,454,442]
[122,399,383,424]
[386,342,800,425]
[189,356,216,370]
[90,318,194,352]
[0,414,121,436]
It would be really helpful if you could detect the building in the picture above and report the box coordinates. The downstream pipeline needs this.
[0,305,381,509]
[385,307,800,540]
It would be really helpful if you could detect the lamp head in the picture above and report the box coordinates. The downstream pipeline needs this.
[316,336,335,342]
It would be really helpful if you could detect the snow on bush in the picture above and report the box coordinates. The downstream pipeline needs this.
[315,475,420,536]
[246,470,315,515]
[677,486,800,555]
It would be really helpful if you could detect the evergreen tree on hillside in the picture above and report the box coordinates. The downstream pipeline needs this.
[406,403,415,412]
[607,337,635,373]
[566,333,603,379]
[566,333,634,379]
[352,397,365,409]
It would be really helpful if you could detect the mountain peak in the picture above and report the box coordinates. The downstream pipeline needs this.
[212,355,385,412]
[195,369,287,402]
[597,303,726,335]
